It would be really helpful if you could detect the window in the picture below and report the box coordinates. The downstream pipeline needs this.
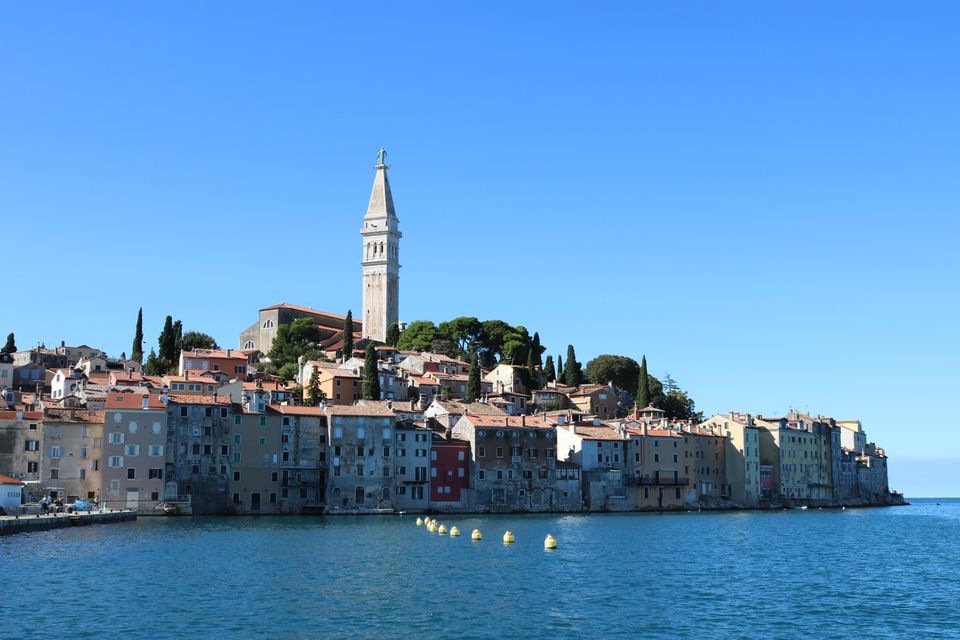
[25,440,38,451]
[109,456,123,468]
[259,416,267,426]
[149,468,163,480]
[129,422,138,433]
[111,479,120,492]
[125,444,140,456]
[234,415,242,425]
[180,407,188,417]
[496,447,503,458]
[478,446,485,457]
[233,453,241,463]
[654,453,660,463]
[127,468,136,479]
[479,470,485,480]
[27,461,38,473]
[233,471,241,481]
[220,445,229,455]
[234,434,241,444]
[109,432,124,445]
[333,427,343,439]
[50,468,59,480]
[431,451,437,461]
[259,437,266,445]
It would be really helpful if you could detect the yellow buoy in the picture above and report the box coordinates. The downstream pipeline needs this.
[429,521,438,533]
[503,530,515,544]
[471,529,482,541]
[416,517,423,526]
[450,526,460,537]
[438,523,448,535]
[544,533,557,550]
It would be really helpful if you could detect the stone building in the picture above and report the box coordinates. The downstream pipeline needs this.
[272,405,328,513]
[102,393,168,510]
[324,404,397,512]
[452,414,558,512]
[165,394,235,513]
[393,419,431,511]
[0,410,43,495]
[239,303,362,354]
[360,149,401,343]
[40,408,104,501]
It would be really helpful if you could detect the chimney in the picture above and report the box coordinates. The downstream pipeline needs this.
[127,369,132,380]
[521,414,526,427]
[185,370,190,380]
[227,349,232,358]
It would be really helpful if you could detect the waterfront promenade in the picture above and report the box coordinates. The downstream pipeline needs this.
[0,509,136,535]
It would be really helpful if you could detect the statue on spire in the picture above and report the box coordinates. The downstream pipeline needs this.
[376,147,387,166]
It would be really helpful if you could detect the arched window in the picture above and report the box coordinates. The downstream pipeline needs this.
[243,341,255,350]
[262,320,274,329]
[355,486,365,505]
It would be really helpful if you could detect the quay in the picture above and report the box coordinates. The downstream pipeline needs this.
[0,509,136,536]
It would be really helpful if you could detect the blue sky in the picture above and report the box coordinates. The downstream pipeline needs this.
[1,2,957,497]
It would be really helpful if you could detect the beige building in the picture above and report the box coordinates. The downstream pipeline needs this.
[701,413,761,507]
[40,408,104,501]
[622,423,696,510]
[228,406,282,514]
[0,410,43,497]
[568,384,620,419]
[102,393,168,509]
[360,150,401,343]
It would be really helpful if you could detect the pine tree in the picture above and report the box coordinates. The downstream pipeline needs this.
[158,316,176,371]
[636,355,650,409]
[564,345,582,387]
[557,355,566,385]
[465,352,481,403]
[543,355,556,383]
[1,333,15,355]
[343,310,354,360]
[361,343,380,400]
[132,308,144,363]
[385,323,401,348]
[526,347,540,391]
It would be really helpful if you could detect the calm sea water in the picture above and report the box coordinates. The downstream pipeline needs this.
[2,499,959,639]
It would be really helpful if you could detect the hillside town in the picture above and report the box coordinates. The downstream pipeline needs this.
[0,152,901,516]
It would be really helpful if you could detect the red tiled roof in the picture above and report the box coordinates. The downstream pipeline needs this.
[166,394,231,405]
[325,404,396,418]
[560,424,625,441]
[463,415,553,430]
[0,411,44,420]
[0,474,24,485]
[269,405,327,416]
[105,393,166,410]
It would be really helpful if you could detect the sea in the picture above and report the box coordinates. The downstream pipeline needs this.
[1,498,958,639]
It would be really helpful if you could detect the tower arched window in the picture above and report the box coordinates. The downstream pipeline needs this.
[243,341,255,350]
[263,320,274,329]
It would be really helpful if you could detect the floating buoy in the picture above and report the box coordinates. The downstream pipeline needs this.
[471,529,482,541]
[416,517,423,526]
[503,530,515,544]
[450,526,460,537]
[438,523,448,535]
[544,533,557,550]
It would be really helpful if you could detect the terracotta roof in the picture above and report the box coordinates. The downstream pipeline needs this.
[560,424,625,441]
[410,376,440,386]
[462,415,553,430]
[269,405,327,416]
[0,474,24,485]
[181,349,248,361]
[0,410,45,421]
[243,381,289,392]
[325,404,396,418]
[105,393,166,410]
[166,394,231,405]
[259,303,360,325]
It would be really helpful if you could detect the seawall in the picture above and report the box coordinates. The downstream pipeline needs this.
[0,509,137,536]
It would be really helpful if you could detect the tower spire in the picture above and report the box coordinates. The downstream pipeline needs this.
[361,148,401,342]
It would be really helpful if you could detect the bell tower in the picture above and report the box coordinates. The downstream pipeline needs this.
[361,148,401,342]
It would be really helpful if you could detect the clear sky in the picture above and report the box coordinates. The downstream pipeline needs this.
[1,2,957,497]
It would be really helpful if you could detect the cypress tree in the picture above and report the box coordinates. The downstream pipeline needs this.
[636,355,650,409]
[361,343,380,400]
[526,346,540,391]
[543,355,556,383]
[465,352,481,403]
[343,310,354,360]
[385,323,401,348]
[159,316,176,369]
[307,367,323,406]
[531,332,543,368]
[564,345,582,387]
[557,355,566,385]
[1,333,15,355]
[173,320,183,356]
[132,308,144,363]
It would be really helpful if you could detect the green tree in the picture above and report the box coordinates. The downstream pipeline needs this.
[557,355,566,385]
[395,320,437,352]
[585,354,640,391]
[531,332,543,368]
[277,363,299,381]
[440,386,451,401]
[526,346,541,391]
[437,316,483,359]
[173,320,183,356]
[465,352,481,402]
[143,349,162,376]
[1,332,15,355]
[662,388,701,422]
[181,331,218,351]
[131,308,144,363]
[564,345,582,387]
[362,343,380,400]
[268,318,326,369]
[342,310,354,360]
[543,355,556,383]
[158,316,177,372]
[306,367,325,406]
[501,325,531,365]
[636,355,650,408]
[385,323,401,347]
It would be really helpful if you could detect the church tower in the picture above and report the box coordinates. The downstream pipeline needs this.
[361,148,401,342]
